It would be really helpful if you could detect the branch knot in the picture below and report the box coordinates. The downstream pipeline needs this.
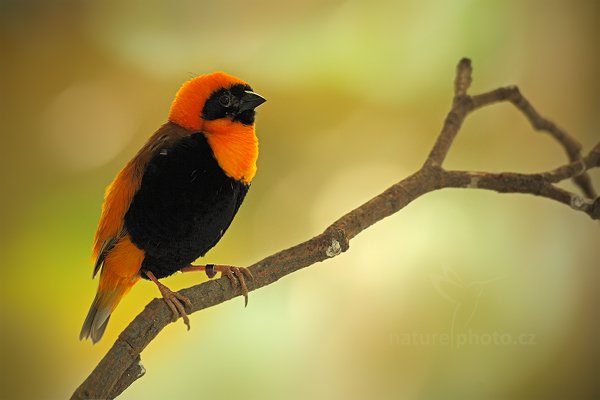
[324,227,350,254]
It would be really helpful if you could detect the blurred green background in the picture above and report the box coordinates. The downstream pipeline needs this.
[1,0,599,399]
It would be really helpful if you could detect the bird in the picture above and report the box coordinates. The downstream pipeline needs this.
[80,72,266,343]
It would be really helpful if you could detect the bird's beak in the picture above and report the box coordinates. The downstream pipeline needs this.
[238,90,266,114]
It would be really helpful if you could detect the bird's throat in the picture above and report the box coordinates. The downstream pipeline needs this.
[202,119,258,183]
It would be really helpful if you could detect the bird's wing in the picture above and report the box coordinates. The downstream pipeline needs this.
[124,132,250,262]
[91,122,189,276]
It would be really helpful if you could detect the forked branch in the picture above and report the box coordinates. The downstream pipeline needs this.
[72,58,599,400]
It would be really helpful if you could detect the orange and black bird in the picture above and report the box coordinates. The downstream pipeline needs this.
[80,72,266,343]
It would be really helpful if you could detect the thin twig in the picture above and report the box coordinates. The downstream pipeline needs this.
[471,86,597,198]
[454,57,472,96]
[72,58,599,400]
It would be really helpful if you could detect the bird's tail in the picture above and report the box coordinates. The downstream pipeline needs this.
[80,270,140,343]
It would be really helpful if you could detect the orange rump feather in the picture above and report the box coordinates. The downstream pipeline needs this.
[81,235,143,343]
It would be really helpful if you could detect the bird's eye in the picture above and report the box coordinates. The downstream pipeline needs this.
[218,93,232,107]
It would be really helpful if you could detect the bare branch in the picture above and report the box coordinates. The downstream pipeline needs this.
[72,58,599,400]
[441,170,599,219]
[471,86,597,198]
[424,58,474,168]
[543,143,600,183]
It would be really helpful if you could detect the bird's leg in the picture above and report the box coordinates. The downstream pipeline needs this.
[144,270,192,330]
[181,264,253,306]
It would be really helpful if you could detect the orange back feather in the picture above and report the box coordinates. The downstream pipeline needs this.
[92,125,189,262]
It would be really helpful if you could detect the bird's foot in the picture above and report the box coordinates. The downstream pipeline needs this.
[182,264,253,306]
[145,270,192,330]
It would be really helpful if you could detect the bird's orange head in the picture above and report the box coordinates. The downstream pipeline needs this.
[168,71,265,133]
[168,72,266,183]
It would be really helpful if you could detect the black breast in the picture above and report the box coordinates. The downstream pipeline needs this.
[125,133,249,279]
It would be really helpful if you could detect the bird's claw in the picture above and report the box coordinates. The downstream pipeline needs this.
[145,270,192,330]
[158,285,192,330]
[217,265,253,307]
[182,264,253,306]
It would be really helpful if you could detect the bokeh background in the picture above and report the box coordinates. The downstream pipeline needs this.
[1,0,599,399]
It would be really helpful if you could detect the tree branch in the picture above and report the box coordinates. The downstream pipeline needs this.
[72,58,599,400]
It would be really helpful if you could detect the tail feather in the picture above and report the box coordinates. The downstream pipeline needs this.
[80,275,138,343]
[80,291,114,343]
